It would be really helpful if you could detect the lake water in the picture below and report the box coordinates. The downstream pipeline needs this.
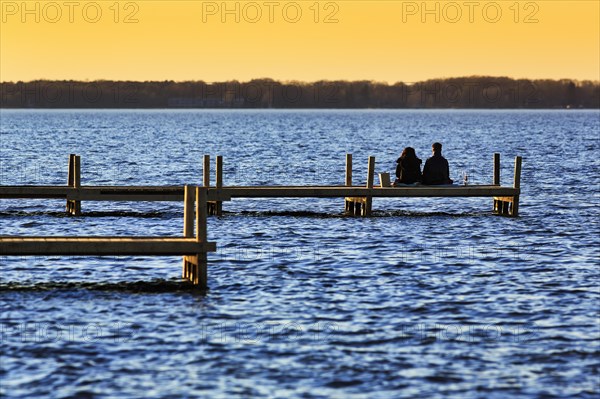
[1,110,599,398]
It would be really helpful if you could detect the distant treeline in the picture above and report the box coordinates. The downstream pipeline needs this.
[1,77,598,109]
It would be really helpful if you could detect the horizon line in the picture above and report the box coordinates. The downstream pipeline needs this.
[2,76,599,85]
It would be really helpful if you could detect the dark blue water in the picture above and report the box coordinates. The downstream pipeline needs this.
[1,110,599,398]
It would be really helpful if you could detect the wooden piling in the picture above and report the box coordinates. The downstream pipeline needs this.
[66,154,74,214]
[215,155,223,216]
[66,154,81,216]
[364,156,375,216]
[203,154,217,216]
[203,155,210,188]
[196,186,208,288]
[74,155,81,188]
[182,185,195,279]
[67,154,75,186]
[511,156,522,217]
[344,153,352,212]
[345,154,352,186]
[182,186,209,287]
[492,153,500,212]
[493,153,500,185]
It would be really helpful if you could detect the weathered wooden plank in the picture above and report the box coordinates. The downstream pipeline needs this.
[0,186,228,201]
[364,156,375,216]
[195,187,208,287]
[345,154,352,186]
[216,186,520,198]
[1,185,519,201]
[203,155,210,187]
[0,238,216,256]
[183,186,195,238]
[196,187,208,242]
[0,186,71,198]
[511,156,522,217]
[213,156,224,216]
[493,153,500,185]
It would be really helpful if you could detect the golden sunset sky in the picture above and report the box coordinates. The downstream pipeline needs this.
[1,0,598,82]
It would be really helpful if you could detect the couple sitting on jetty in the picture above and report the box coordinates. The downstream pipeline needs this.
[394,142,454,186]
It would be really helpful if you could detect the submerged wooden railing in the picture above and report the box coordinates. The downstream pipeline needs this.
[0,186,217,288]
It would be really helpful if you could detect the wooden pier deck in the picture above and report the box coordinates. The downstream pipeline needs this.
[214,185,518,198]
[0,153,522,288]
[0,237,216,256]
[0,153,522,217]
[0,185,186,201]
[0,185,517,200]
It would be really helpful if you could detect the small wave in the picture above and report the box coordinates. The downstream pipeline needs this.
[234,210,343,218]
[373,210,490,217]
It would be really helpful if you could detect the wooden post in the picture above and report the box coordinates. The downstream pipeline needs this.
[66,154,81,216]
[72,155,81,216]
[493,153,500,185]
[345,154,352,186]
[511,156,522,217]
[492,152,500,213]
[66,154,74,214]
[344,153,352,213]
[73,155,81,188]
[182,185,195,279]
[203,155,210,187]
[215,155,223,216]
[203,154,215,216]
[364,156,375,216]
[196,186,208,288]
[67,154,75,186]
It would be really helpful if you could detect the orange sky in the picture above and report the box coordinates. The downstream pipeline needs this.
[1,1,599,82]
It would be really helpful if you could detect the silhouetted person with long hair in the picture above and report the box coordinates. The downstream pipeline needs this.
[422,142,454,185]
[394,147,422,185]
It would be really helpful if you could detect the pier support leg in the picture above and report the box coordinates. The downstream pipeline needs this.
[182,186,208,289]
[493,155,521,217]
[214,155,223,216]
[510,156,522,217]
[344,156,375,217]
[343,154,352,214]
[182,187,208,288]
[66,154,81,216]
[195,187,208,288]
[203,154,223,217]
[364,156,375,217]
[182,185,195,279]
[492,153,500,213]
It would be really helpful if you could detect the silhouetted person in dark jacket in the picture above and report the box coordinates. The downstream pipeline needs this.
[395,147,422,185]
[422,142,454,185]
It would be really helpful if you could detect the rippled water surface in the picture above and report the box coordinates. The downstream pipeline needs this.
[1,110,599,398]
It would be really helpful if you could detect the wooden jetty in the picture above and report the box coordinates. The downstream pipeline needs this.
[0,153,521,288]
[0,153,522,217]
[0,186,217,288]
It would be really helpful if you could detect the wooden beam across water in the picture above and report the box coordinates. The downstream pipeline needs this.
[213,185,520,199]
[0,185,518,200]
[0,237,217,256]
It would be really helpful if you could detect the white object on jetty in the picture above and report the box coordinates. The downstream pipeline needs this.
[379,172,391,188]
